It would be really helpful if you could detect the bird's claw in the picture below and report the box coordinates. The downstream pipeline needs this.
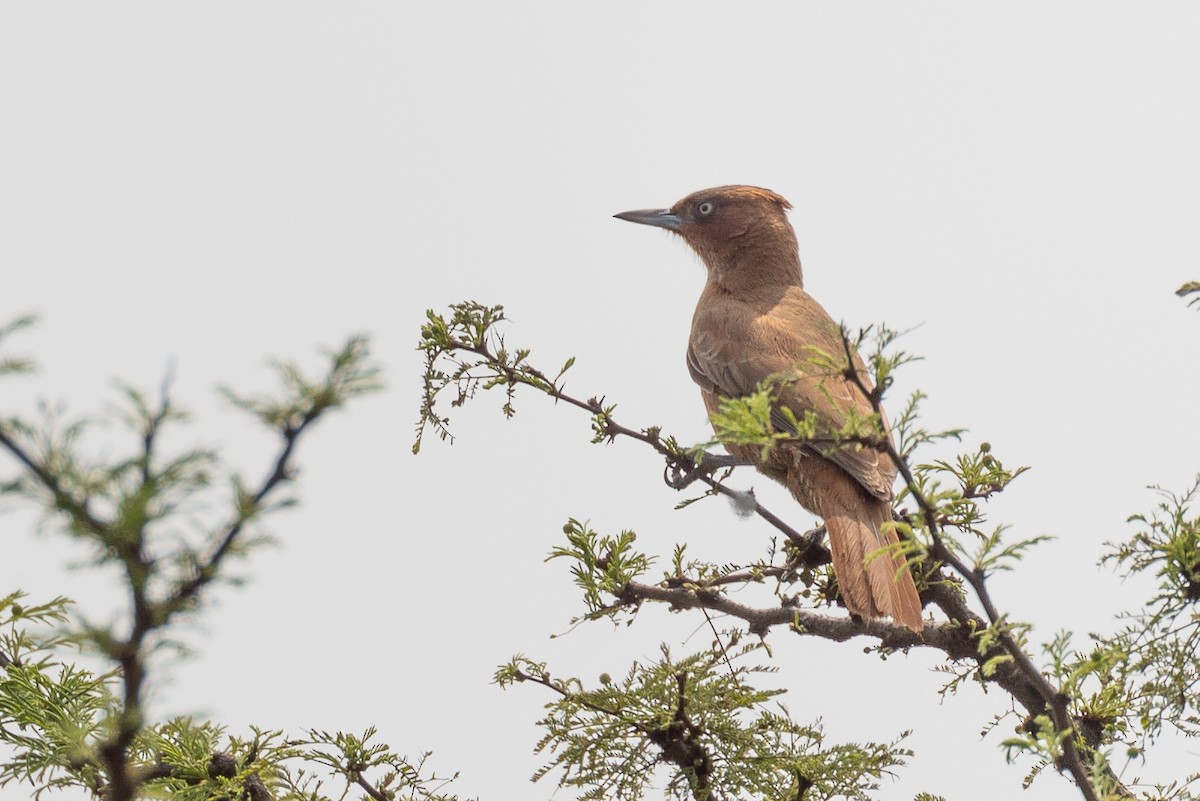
[663,452,750,489]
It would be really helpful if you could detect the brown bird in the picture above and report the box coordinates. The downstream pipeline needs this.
[615,185,923,631]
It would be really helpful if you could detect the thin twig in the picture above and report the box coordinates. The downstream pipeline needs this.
[454,338,815,548]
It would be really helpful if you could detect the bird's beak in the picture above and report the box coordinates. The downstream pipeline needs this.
[613,208,682,232]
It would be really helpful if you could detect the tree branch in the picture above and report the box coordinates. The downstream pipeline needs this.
[420,309,1132,800]
[449,337,832,567]
[837,328,1115,801]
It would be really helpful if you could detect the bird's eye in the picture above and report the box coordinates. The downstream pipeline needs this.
[698,201,714,216]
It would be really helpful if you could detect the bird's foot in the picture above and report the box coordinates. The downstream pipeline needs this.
[664,452,751,489]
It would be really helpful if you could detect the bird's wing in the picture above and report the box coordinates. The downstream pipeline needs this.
[688,292,897,502]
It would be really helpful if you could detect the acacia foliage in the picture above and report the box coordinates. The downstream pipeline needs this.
[414,295,1200,801]
[0,326,467,801]
[1,283,1197,801]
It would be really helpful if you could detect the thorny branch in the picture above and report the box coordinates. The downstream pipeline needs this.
[418,305,1132,801]
[443,334,831,568]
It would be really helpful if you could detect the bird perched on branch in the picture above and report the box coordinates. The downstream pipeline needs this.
[615,185,923,631]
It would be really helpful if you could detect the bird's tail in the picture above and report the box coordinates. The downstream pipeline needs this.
[823,498,923,631]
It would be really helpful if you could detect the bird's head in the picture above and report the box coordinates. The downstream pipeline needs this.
[615,185,801,287]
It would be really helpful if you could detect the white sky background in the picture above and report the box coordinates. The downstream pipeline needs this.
[2,4,1200,800]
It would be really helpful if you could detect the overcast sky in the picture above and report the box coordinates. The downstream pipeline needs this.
[2,4,1199,800]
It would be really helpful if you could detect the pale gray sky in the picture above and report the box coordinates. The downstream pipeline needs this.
[2,4,1199,800]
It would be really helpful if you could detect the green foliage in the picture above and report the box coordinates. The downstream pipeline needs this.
[297,728,465,801]
[6,276,1199,801]
[496,643,910,801]
[999,630,1134,791]
[1099,480,1200,743]
[549,520,653,623]
[1,323,452,801]
[0,315,37,377]
[888,390,963,463]
[413,300,1200,800]
[415,302,557,453]
[705,379,819,459]
[221,336,382,433]
[0,593,108,798]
